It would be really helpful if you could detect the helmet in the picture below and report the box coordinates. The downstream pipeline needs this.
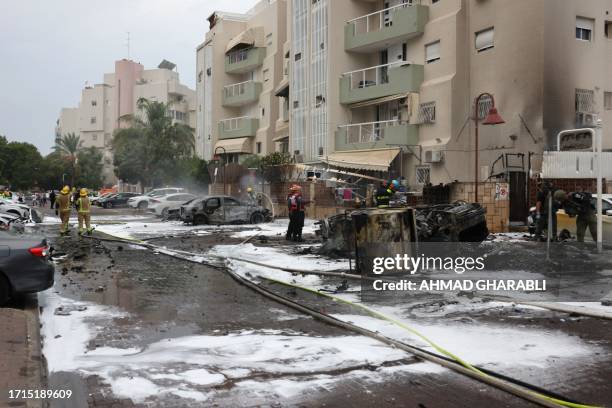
[553,190,567,202]
[247,187,253,193]
[71,187,76,192]
[61,186,70,195]
[80,188,88,197]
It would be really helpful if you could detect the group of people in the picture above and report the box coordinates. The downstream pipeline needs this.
[55,185,93,236]
[534,181,597,243]
[286,184,305,242]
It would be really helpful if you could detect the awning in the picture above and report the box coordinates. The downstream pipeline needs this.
[272,134,289,142]
[323,148,400,172]
[226,27,265,53]
[215,137,253,154]
[274,79,289,97]
[349,93,408,109]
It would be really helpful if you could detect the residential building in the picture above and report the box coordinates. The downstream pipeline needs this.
[195,0,287,162]
[56,59,196,184]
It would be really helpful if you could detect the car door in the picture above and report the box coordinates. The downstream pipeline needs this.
[203,197,224,224]
[223,197,247,223]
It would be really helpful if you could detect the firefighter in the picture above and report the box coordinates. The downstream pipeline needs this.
[56,185,72,236]
[76,188,93,235]
[286,185,305,242]
[375,181,394,208]
[246,186,257,203]
[560,190,597,243]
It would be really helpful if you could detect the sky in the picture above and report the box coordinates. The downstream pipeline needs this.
[0,0,258,155]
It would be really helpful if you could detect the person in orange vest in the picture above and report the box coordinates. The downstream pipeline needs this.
[55,186,72,236]
[286,185,305,242]
[76,188,93,235]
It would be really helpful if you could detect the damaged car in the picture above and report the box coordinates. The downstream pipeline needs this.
[180,196,272,225]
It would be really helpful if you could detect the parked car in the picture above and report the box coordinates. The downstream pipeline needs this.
[0,213,25,233]
[99,192,140,209]
[91,192,114,205]
[0,231,54,306]
[149,193,198,218]
[180,196,272,225]
[128,188,186,210]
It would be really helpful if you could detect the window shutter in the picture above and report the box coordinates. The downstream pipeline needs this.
[425,41,441,62]
[475,27,494,51]
[576,17,594,31]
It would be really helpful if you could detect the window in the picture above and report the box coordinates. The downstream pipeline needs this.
[92,134,98,141]
[315,95,325,107]
[256,142,262,154]
[293,100,299,109]
[261,107,265,117]
[575,88,596,113]
[475,27,494,52]
[425,40,441,63]
[318,147,324,156]
[91,100,97,106]
[416,166,431,185]
[295,52,302,61]
[605,21,612,39]
[263,69,270,83]
[418,102,436,124]
[576,17,594,41]
[266,33,273,46]
[90,117,96,124]
[605,92,612,110]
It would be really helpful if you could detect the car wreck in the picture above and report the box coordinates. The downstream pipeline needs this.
[316,202,488,257]
[180,195,272,225]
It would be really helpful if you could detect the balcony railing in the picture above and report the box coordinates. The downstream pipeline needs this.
[227,49,250,65]
[339,120,402,144]
[220,116,250,131]
[348,1,421,35]
[224,81,250,98]
[225,47,267,74]
[342,61,404,90]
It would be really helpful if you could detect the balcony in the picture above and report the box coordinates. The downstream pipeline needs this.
[340,61,424,105]
[334,120,418,152]
[225,47,266,75]
[222,81,262,107]
[218,116,259,140]
[345,2,428,53]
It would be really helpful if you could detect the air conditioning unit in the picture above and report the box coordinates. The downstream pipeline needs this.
[424,150,443,163]
[576,112,597,127]
[294,154,304,163]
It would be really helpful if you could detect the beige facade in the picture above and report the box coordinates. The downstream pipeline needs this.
[273,0,612,191]
[195,0,287,161]
[56,59,196,185]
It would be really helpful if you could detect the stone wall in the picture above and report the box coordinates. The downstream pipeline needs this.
[450,182,510,233]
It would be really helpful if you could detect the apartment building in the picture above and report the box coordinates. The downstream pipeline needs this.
[275,0,612,202]
[56,59,196,184]
[195,0,287,161]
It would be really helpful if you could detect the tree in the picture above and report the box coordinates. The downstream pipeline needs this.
[76,147,104,189]
[38,152,71,190]
[1,142,43,190]
[112,98,195,187]
[54,133,82,186]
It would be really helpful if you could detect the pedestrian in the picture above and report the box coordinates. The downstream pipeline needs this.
[286,185,305,242]
[375,181,394,208]
[42,192,47,207]
[56,185,72,236]
[71,187,79,208]
[76,188,93,235]
[534,181,563,241]
[49,190,56,209]
[560,190,597,243]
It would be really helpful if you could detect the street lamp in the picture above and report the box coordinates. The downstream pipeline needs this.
[214,146,227,195]
[474,93,505,203]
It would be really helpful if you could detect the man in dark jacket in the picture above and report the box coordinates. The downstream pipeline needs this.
[286,185,305,242]
[561,191,597,242]
[375,181,394,208]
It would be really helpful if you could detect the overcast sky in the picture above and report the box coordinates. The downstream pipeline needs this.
[0,0,258,155]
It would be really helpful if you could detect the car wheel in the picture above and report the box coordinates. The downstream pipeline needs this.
[0,274,10,306]
[106,202,113,209]
[138,201,148,210]
[250,212,265,224]
[161,208,169,218]
[193,215,207,226]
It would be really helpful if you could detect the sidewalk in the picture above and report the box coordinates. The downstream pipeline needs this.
[0,307,45,408]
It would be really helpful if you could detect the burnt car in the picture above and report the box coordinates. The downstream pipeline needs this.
[180,196,272,225]
[0,231,54,306]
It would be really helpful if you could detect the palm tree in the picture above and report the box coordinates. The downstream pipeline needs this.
[55,133,82,186]
[114,98,194,187]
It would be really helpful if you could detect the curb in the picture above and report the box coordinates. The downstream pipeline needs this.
[24,296,47,408]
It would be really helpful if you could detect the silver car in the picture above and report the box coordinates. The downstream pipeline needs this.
[180,196,272,225]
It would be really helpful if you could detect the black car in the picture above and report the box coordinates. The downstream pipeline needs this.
[0,231,54,305]
[99,192,140,208]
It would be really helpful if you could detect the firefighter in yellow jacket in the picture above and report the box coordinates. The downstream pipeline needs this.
[76,188,93,235]
[55,186,72,235]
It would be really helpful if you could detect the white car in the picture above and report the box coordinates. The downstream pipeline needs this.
[149,193,198,218]
[0,200,42,222]
[127,188,185,209]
